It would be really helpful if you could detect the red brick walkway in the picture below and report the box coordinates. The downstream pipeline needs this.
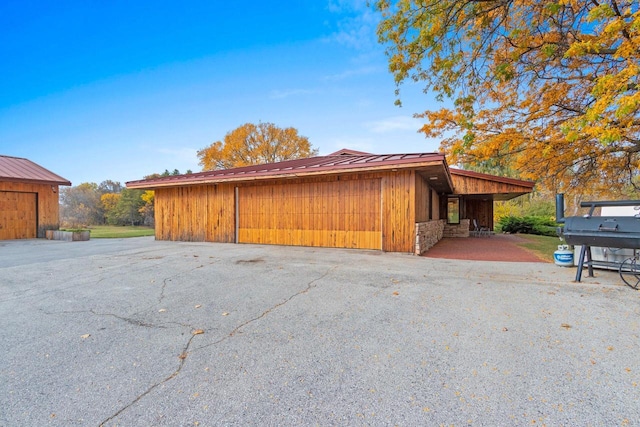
[422,234,548,262]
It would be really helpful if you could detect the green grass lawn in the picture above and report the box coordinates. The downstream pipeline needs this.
[515,234,565,263]
[88,225,155,238]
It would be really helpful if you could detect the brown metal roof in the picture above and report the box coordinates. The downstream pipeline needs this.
[127,152,449,189]
[0,155,71,186]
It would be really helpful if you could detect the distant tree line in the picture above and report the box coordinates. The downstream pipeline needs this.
[60,169,190,227]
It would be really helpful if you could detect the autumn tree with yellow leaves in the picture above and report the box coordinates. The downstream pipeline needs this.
[197,122,318,170]
[375,0,640,198]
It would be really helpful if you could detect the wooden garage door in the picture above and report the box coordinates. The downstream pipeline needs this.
[238,179,382,249]
[0,191,37,239]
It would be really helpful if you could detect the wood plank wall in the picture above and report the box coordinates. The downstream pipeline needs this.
[0,181,61,238]
[238,177,382,249]
[153,170,420,253]
[431,189,440,220]
[452,174,531,195]
[0,191,36,239]
[464,199,494,230]
[382,170,416,253]
[154,185,235,242]
[415,174,430,223]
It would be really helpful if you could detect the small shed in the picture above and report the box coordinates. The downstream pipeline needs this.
[0,155,71,239]
[127,149,534,254]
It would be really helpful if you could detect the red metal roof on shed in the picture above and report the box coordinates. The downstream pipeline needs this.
[127,152,448,189]
[0,155,71,186]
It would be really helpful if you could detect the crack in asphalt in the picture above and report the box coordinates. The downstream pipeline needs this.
[127,259,218,319]
[40,308,172,330]
[194,265,337,351]
[98,331,199,427]
[97,265,336,426]
[155,259,217,305]
[89,310,168,329]
[158,277,170,303]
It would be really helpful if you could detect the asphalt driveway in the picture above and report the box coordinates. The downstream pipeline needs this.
[1,237,639,426]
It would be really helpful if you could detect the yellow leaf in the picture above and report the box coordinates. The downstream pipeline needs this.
[192,329,205,335]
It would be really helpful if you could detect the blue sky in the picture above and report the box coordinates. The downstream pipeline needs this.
[0,0,441,185]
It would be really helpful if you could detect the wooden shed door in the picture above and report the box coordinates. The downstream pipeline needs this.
[238,179,382,249]
[0,191,37,239]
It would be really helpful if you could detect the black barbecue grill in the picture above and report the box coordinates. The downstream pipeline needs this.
[557,198,640,288]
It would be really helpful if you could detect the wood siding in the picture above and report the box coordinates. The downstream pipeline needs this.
[382,170,415,253]
[415,174,430,223]
[238,178,382,249]
[152,171,420,253]
[464,199,494,231]
[0,181,61,239]
[154,185,235,242]
[431,189,440,220]
[0,191,36,239]
[452,174,531,195]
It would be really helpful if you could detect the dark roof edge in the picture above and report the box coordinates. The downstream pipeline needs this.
[1,176,72,186]
[0,154,29,161]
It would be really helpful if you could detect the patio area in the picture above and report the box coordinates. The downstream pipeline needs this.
[423,233,548,262]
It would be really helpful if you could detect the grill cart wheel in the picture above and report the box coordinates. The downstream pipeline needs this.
[619,256,640,290]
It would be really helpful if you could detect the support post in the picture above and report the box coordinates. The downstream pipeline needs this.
[235,186,239,244]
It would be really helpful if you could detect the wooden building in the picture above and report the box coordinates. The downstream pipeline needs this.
[127,149,534,254]
[0,155,71,239]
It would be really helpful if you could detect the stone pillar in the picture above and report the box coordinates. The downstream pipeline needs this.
[414,220,445,255]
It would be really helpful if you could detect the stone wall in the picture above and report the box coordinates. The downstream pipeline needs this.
[443,219,470,238]
[45,230,90,241]
[415,220,445,255]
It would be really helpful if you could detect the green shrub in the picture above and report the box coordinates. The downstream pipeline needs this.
[497,215,559,237]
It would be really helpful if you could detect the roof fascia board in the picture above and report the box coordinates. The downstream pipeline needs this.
[450,169,534,188]
[0,177,71,186]
[128,160,447,189]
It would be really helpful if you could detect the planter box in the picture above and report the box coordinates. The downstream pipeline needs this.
[45,230,90,241]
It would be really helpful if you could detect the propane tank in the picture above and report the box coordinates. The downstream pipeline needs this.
[554,244,574,267]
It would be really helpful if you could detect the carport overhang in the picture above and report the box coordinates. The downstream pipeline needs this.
[450,168,535,199]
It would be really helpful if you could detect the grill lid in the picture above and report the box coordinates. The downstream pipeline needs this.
[563,216,640,249]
